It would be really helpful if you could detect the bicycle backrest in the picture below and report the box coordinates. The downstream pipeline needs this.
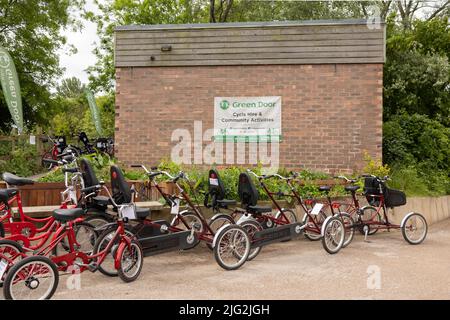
[238,172,258,206]
[79,159,99,187]
[79,132,90,146]
[364,177,385,195]
[364,177,385,206]
[110,165,132,204]
[208,169,226,200]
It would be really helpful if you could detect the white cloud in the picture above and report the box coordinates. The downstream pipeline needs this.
[58,0,101,86]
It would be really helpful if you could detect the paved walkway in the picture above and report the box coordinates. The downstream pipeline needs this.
[4,219,450,300]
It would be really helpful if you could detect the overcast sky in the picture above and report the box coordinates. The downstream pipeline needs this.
[59,0,100,85]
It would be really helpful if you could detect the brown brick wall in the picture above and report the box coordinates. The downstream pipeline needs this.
[115,64,383,173]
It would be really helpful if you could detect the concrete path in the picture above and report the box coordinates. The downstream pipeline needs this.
[3,219,450,300]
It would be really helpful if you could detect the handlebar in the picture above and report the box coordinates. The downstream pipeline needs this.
[246,169,292,181]
[62,168,79,174]
[361,174,390,182]
[42,159,60,165]
[80,185,101,194]
[334,175,358,183]
[131,164,183,182]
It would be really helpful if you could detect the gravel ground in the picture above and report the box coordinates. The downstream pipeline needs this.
[3,218,450,300]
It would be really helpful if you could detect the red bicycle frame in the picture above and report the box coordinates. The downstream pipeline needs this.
[0,191,71,240]
[144,178,216,243]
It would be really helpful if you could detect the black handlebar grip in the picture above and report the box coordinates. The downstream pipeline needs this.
[130,165,142,168]
[62,168,79,174]
[81,185,100,194]
[42,158,60,165]
[149,172,161,178]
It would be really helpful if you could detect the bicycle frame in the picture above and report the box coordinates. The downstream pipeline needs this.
[0,162,81,239]
[146,177,216,242]
[349,192,400,230]
[285,179,323,235]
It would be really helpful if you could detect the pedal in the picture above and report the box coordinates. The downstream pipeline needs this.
[192,222,202,232]
[74,261,98,272]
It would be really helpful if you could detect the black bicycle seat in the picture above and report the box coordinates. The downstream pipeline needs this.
[318,186,331,192]
[247,205,272,213]
[217,199,237,207]
[2,172,34,186]
[136,207,151,219]
[345,185,360,192]
[53,208,84,222]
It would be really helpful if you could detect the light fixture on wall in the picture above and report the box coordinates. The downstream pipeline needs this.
[161,45,172,52]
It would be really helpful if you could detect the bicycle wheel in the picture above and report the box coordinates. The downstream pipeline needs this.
[171,211,202,249]
[359,206,382,235]
[0,240,24,287]
[137,183,152,201]
[338,213,355,248]
[302,211,327,241]
[52,222,97,257]
[238,219,262,261]
[41,152,54,170]
[83,214,112,228]
[275,208,297,242]
[275,208,297,225]
[321,217,345,254]
[93,225,135,277]
[213,225,250,270]
[206,214,234,250]
[3,256,59,300]
[117,239,144,283]
[402,213,427,245]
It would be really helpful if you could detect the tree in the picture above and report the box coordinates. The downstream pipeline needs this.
[383,17,450,124]
[87,0,208,93]
[0,0,85,131]
[57,77,86,99]
[50,77,115,139]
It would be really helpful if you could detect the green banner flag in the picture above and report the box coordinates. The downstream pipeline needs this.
[0,46,23,133]
[85,89,103,136]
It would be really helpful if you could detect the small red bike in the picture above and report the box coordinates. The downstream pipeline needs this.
[333,174,428,245]
[1,187,144,299]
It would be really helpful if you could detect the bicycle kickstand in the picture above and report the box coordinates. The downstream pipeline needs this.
[363,225,371,243]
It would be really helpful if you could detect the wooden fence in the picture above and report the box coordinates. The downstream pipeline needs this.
[0,179,343,207]
[0,180,174,207]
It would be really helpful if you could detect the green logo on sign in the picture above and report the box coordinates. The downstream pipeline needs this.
[220,100,229,110]
[0,52,10,69]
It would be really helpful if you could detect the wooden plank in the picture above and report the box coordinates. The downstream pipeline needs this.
[115,25,381,40]
[116,50,383,63]
[116,44,383,56]
[20,201,165,216]
[115,39,384,51]
[116,57,384,67]
[115,32,383,46]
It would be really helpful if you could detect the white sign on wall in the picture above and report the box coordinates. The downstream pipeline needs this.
[214,96,281,142]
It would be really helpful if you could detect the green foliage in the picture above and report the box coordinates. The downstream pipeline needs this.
[49,85,115,139]
[0,0,84,131]
[87,0,208,92]
[383,114,450,171]
[388,165,450,197]
[0,140,42,177]
[361,152,391,178]
[384,17,450,125]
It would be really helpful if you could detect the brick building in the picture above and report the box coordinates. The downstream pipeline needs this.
[114,20,385,173]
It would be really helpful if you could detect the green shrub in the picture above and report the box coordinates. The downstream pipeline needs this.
[0,140,43,177]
